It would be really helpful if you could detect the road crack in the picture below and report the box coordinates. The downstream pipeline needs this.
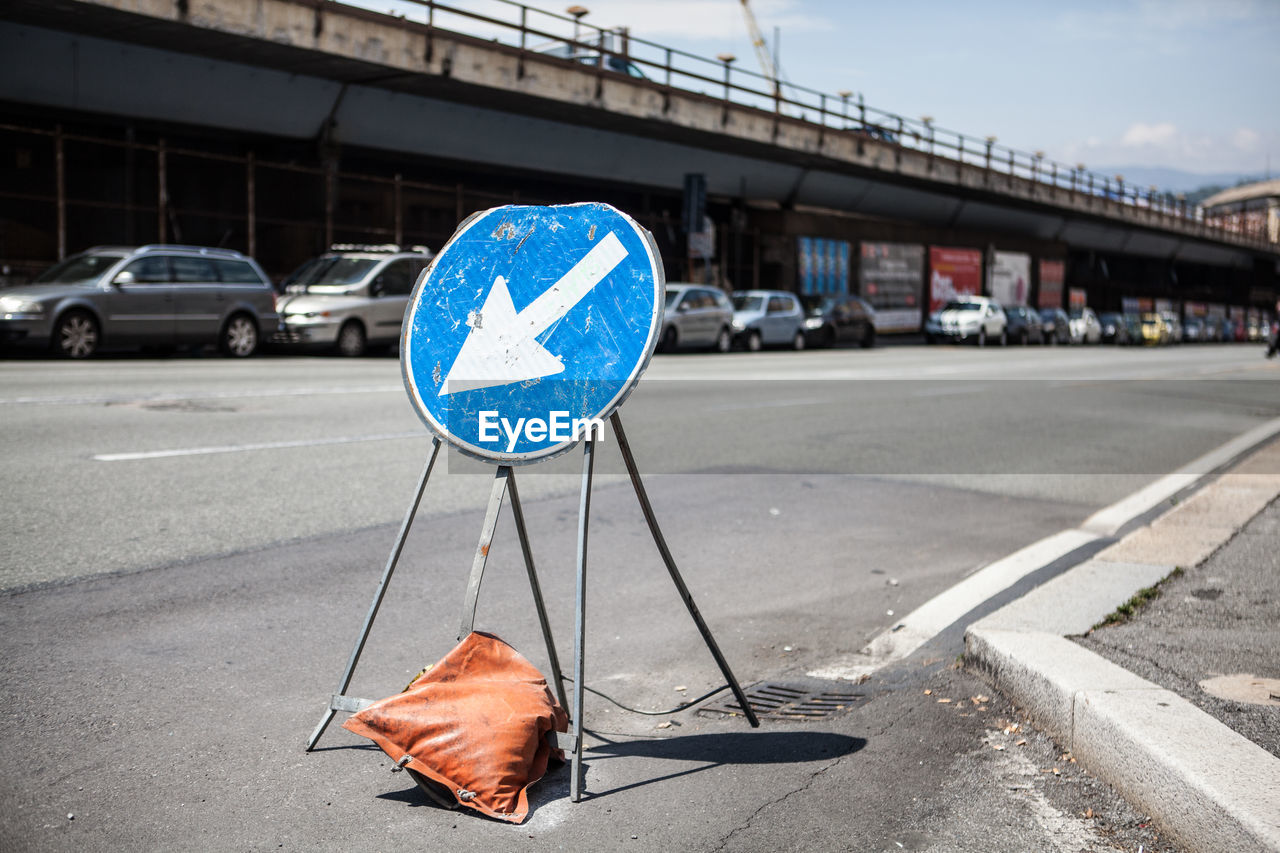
[709,707,910,852]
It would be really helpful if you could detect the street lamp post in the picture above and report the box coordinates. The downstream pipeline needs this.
[716,53,736,124]
[566,5,588,47]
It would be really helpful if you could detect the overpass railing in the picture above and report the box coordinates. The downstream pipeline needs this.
[350,0,1269,246]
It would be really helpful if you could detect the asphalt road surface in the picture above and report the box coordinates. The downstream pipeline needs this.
[2,342,1277,851]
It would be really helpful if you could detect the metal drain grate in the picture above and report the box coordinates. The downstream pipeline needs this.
[698,681,863,721]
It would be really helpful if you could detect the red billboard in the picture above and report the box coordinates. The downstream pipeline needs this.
[928,247,982,312]
[1038,260,1065,308]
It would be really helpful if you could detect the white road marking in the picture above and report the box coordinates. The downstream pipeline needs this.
[807,413,1280,682]
[707,397,828,412]
[94,431,422,462]
[807,529,1099,682]
[2,385,404,406]
[1081,416,1280,535]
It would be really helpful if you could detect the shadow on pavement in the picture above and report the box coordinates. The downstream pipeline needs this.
[576,730,866,800]
[370,731,865,815]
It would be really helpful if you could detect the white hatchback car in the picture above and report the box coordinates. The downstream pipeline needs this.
[274,246,433,356]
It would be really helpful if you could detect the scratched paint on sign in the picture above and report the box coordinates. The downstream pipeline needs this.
[401,202,664,464]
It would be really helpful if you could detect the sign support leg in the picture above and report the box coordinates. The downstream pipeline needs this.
[570,437,595,802]
[507,469,570,712]
[458,466,511,640]
[306,437,442,752]
[609,413,760,728]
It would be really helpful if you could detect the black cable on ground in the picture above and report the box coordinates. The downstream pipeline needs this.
[561,676,733,716]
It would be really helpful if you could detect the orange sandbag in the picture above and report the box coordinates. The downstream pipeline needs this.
[343,631,568,823]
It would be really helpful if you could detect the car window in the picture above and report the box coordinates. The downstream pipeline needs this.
[767,297,787,314]
[35,254,126,284]
[170,256,218,283]
[665,289,683,309]
[121,256,170,283]
[712,291,730,309]
[732,295,763,312]
[378,259,417,296]
[213,259,264,284]
[301,258,380,293]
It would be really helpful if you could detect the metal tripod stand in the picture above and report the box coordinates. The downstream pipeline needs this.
[306,411,759,802]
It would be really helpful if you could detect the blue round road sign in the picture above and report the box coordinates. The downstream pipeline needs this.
[401,202,664,464]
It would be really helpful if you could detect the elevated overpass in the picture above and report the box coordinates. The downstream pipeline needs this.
[1,0,1276,317]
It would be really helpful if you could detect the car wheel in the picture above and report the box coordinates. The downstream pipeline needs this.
[977,328,987,347]
[52,310,99,358]
[861,328,875,349]
[712,327,732,353]
[746,330,762,352]
[336,320,367,357]
[999,328,1008,347]
[820,327,836,348]
[220,313,259,357]
[792,330,806,351]
[659,325,678,353]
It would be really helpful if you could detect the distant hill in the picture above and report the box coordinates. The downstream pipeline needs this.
[1093,165,1266,195]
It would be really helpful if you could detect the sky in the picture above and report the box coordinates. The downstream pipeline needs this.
[352,0,1279,182]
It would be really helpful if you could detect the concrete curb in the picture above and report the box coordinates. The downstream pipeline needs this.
[966,440,1280,853]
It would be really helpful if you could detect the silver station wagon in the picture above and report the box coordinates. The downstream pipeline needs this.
[273,245,434,356]
[0,245,279,358]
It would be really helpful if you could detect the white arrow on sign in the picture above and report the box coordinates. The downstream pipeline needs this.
[439,230,628,396]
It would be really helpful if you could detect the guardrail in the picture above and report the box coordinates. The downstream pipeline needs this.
[343,0,1272,247]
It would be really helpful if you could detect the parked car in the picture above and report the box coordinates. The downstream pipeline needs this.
[1201,316,1224,343]
[730,290,806,351]
[1068,307,1102,344]
[799,293,876,348]
[1181,317,1205,343]
[0,244,278,358]
[1139,312,1171,345]
[925,296,1008,346]
[660,283,734,352]
[1098,312,1130,345]
[1038,307,1070,345]
[1160,311,1183,345]
[1002,305,1044,345]
[273,245,433,356]
[1122,313,1143,345]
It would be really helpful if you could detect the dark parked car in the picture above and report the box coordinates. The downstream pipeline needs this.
[1002,305,1044,345]
[1122,313,1143,345]
[1038,307,1070,345]
[0,244,278,358]
[1099,312,1131,344]
[1202,316,1224,343]
[799,294,876,348]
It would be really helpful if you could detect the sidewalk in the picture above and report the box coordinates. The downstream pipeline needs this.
[966,438,1280,852]
[1077,500,1279,760]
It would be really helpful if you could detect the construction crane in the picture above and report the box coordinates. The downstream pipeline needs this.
[738,0,782,99]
